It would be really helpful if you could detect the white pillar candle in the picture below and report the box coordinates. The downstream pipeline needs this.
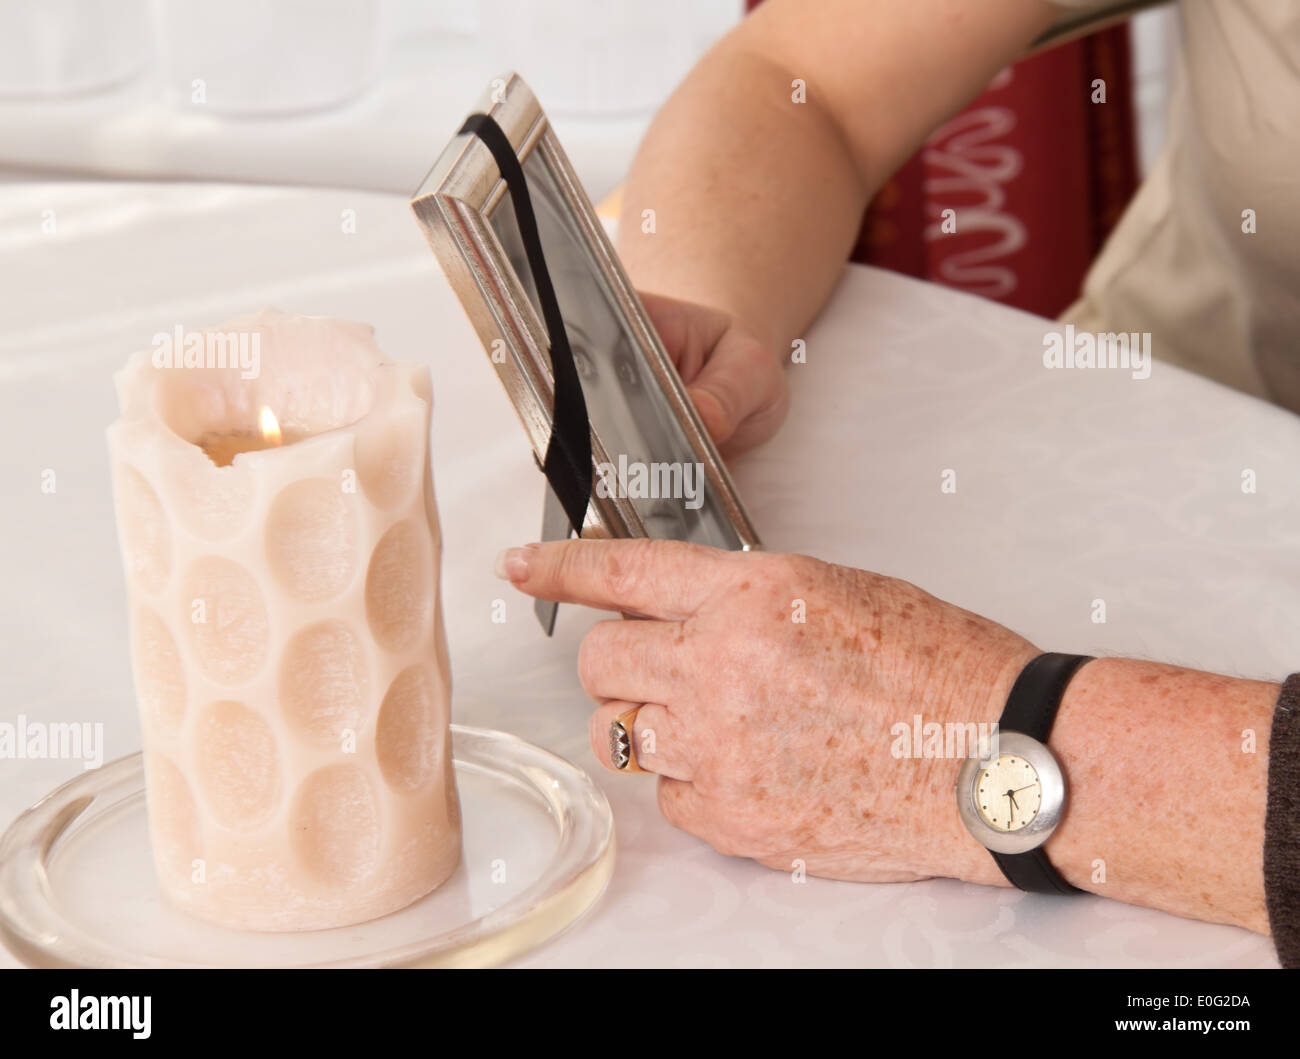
[107,308,461,931]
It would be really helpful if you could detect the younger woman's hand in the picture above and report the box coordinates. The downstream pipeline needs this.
[639,291,789,457]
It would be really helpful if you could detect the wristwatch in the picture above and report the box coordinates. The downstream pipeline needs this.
[956,652,1093,895]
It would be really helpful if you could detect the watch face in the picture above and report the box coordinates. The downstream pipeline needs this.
[976,754,1042,832]
[957,732,1065,854]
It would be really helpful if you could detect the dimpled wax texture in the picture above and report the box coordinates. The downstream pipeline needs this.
[107,308,462,931]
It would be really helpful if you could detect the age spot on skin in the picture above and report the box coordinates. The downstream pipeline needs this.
[739,581,750,591]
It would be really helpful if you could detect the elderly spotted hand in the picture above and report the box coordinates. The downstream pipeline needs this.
[496,538,1039,883]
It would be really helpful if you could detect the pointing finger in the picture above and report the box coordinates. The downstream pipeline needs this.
[495,537,729,621]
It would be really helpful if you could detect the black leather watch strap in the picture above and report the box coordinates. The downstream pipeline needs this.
[992,848,1081,896]
[994,651,1093,895]
[1000,652,1092,742]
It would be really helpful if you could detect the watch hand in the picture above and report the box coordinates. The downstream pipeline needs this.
[1011,784,1037,794]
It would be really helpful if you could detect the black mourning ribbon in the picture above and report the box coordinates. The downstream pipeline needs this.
[458,112,592,537]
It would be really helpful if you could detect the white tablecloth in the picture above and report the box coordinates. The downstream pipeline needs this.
[1,182,1295,968]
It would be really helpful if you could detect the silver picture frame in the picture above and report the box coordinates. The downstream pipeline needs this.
[410,72,761,555]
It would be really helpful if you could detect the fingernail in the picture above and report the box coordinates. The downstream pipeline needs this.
[494,545,537,581]
[688,386,729,439]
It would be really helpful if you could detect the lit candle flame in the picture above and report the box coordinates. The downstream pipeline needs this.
[259,406,282,447]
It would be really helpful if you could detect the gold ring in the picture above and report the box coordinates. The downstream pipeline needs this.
[609,706,648,773]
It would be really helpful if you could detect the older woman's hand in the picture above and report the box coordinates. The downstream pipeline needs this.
[497,538,1039,884]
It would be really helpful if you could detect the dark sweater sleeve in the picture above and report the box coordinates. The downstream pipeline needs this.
[1265,673,1300,968]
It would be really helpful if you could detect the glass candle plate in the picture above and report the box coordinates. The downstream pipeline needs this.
[0,725,614,967]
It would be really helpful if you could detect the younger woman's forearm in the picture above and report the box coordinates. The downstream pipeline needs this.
[616,0,1063,354]
[616,44,869,356]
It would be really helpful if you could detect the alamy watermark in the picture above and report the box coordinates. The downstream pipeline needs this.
[151,325,261,379]
[0,715,104,769]
[1043,325,1151,380]
[50,990,150,1039]
[594,456,705,510]
[890,714,999,760]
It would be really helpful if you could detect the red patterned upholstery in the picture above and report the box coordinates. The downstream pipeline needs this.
[747,2,1139,317]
